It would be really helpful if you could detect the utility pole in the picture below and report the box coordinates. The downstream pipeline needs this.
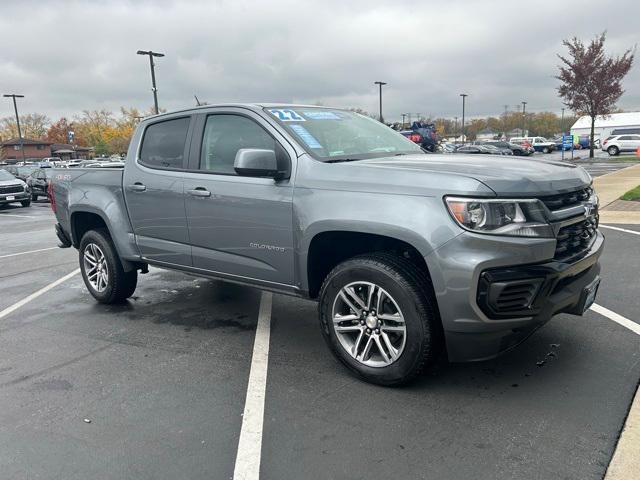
[374,81,387,123]
[521,101,527,137]
[460,93,468,143]
[401,113,407,128]
[561,107,565,134]
[454,116,458,144]
[3,94,25,163]
[503,105,509,139]
[137,50,165,114]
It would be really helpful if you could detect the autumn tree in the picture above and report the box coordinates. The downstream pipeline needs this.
[0,113,50,141]
[46,117,74,144]
[556,32,635,158]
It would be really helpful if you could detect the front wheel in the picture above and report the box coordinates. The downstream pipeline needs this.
[318,253,441,386]
[31,194,38,201]
[542,147,550,153]
[79,229,137,304]
[607,146,619,156]
[21,200,31,207]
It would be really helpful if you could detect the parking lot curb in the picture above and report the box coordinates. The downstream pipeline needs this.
[599,210,640,224]
[594,163,640,208]
[605,382,640,480]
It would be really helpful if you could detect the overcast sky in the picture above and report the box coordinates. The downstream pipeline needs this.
[1,0,638,122]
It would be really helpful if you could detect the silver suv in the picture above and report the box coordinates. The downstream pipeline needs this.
[602,134,640,156]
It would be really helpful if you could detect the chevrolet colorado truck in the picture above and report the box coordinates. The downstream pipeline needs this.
[50,104,603,385]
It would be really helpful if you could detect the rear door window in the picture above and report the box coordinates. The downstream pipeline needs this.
[139,117,191,169]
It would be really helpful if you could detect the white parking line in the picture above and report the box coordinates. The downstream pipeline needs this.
[0,247,58,259]
[591,303,640,336]
[0,269,80,321]
[600,225,640,236]
[233,291,273,480]
[0,213,37,218]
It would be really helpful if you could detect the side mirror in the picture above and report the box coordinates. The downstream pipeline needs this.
[234,149,279,178]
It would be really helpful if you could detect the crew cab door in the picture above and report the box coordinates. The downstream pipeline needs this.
[182,109,295,287]
[123,115,194,266]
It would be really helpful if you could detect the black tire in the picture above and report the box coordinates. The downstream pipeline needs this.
[542,147,550,153]
[318,253,441,386]
[31,194,38,201]
[607,146,619,156]
[21,200,31,207]
[79,228,137,304]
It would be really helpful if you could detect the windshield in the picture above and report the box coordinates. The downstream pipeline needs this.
[0,170,17,181]
[17,166,36,176]
[265,107,424,161]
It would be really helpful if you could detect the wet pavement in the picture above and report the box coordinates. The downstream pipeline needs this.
[0,200,639,479]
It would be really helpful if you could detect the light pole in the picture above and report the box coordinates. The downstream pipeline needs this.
[137,50,165,114]
[460,93,468,143]
[454,116,458,144]
[401,113,407,128]
[521,101,527,136]
[561,107,565,134]
[3,94,25,163]
[374,81,387,123]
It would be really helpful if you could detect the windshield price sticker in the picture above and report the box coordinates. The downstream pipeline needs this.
[289,124,323,149]
[268,109,305,122]
[303,111,341,120]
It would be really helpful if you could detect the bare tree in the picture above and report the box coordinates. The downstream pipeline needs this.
[556,32,635,158]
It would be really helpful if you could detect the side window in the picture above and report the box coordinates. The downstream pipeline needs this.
[199,115,276,174]
[618,136,631,141]
[139,117,190,169]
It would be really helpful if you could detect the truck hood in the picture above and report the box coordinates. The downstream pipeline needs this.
[357,154,591,195]
[0,178,25,187]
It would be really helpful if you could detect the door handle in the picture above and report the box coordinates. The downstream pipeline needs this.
[187,187,211,198]
[127,183,146,192]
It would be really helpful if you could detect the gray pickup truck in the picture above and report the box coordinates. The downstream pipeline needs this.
[50,104,603,385]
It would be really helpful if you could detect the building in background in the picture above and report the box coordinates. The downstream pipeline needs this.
[0,138,53,162]
[51,144,94,160]
[570,112,640,141]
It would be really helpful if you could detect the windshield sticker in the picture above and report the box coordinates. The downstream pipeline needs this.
[289,124,323,149]
[302,111,341,120]
[268,109,305,122]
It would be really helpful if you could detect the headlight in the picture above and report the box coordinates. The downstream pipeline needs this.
[445,197,554,237]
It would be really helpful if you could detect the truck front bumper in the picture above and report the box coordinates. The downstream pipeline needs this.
[0,191,29,204]
[425,230,604,362]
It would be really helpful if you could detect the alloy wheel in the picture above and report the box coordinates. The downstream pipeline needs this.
[83,243,109,292]
[331,281,407,367]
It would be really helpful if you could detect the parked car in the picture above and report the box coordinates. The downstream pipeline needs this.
[50,104,602,386]
[3,165,37,181]
[0,168,31,207]
[480,140,530,156]
[455,145,485,154]
[601,134,640,156]
[84,161,125,168]
[510,136,556,153]
[26,168,54,200]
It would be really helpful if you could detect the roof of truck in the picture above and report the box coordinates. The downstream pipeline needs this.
[142,103,344,121]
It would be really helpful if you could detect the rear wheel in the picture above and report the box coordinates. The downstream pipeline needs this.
[607,146,619,156]
[542,147,550,153]
[79,229,137,304]
[318,253,441,386]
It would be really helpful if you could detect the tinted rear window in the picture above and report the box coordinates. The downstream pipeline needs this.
[140,117,190,169]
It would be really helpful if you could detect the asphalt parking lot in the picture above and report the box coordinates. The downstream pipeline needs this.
[1,189,639,479]
[541,149,640,177]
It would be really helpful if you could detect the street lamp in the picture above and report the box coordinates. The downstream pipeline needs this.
[460,93,468,143]
[454,116,458,144]
[137,50,165,114]
[374,81,387,123]
[3,94,25,162]
[521,101,527,136]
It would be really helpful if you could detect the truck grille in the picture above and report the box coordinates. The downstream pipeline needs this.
[554,215,598,262]
[494,282,539,311]
[539,187,592,211]
[0,184,23,194]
